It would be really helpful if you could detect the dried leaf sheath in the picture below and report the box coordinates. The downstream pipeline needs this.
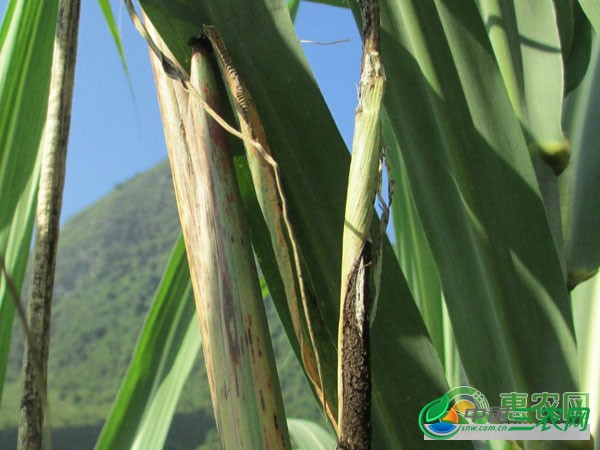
[148,23,290,450]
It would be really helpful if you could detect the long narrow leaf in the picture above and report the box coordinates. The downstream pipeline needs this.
[572,275,600,446]
[578,0,600,34]
[95,0,130,77]
[478,0,565,152]
[478,0,568,273]
[554,0,575,68]
[562,38,600,288]
[95,235,198,450]
[347,0,579,409]
[385,115,462,388]
[288,418,336,450]
[564,3,593,95]
[385,115,444,359]
[0,0,59,402]
[304,0,348,7]
[288,0,301,21]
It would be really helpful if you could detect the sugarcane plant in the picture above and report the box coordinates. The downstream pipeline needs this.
[1,0,600,449]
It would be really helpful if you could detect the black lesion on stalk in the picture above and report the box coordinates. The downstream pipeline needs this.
[338,241,372,450]
[359,0,380,55]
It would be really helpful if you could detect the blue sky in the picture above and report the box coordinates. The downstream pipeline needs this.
[0,1,361,222]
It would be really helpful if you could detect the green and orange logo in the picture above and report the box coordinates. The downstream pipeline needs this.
[418,386,490,440]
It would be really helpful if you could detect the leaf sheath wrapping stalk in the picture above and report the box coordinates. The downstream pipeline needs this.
[339,55,384,305]
[148,26,290,450]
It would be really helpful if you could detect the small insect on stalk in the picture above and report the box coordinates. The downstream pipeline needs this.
[203,25,334,425]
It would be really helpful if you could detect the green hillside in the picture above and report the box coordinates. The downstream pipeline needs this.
[0,161,322,449]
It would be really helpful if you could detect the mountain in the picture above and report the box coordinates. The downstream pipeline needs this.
[0,160,322,449]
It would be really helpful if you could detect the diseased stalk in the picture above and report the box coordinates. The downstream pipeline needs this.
[147,21,291,450]
[203,25,333,426]
[337,0,384,449]
[18,0,80,448]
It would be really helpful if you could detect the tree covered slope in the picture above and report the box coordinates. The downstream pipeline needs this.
[0,160,322,449]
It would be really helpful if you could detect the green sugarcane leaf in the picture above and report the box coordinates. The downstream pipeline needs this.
[564,3,593,95]
[346,0,579,420]
[0,0,59,402]
[571,274,600,442]
[562,39,600,288]
[477,0,568,277]
[288,0,301,21]
[385,114,445,362]
[288,418,336,450]
[137,1,459,448]
[554,0,574,64]
[384,114,462,388]
[578,0,600,34]
[95,235,199,450]
[304,0,348,8]
[478,0,565,147]
[96,0,129,77]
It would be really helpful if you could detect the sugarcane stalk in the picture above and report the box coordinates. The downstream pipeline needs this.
[147,20,291,450]
[203,25,334,426]
[18,0,80,448]
[337,0,384,449]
